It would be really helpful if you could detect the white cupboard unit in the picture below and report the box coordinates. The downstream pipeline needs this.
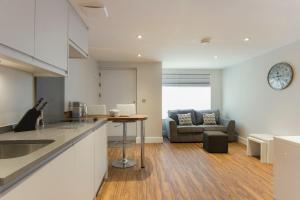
[73,133,95,200]
[0,124,108,200]
[69,5,89,58]
[274,136,300,200]
[94,124,108,195]
[35,0,69,71]
[0,147,76,200]
[0,0,35,56]
[0,0,88,76]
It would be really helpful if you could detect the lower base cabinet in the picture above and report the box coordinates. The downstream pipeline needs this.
[274,137,300,200]
[94,124,107,195]
[73,131,95,200]
[0,124,107,200]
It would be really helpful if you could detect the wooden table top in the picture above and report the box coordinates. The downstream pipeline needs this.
[82,114,148,122]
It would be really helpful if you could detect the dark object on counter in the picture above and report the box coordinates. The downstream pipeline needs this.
[14,98,47,132]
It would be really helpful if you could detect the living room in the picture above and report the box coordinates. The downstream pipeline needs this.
[94,0,300,198]
[0,0,299,200]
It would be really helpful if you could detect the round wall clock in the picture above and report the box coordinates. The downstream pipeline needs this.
[267,62,293,90]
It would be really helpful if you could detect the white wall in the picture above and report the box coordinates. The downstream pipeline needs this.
[223,41,300,139]
[65,57,100,110]
[0,66,33,126]
[99,61,163,142]
[0,56,100,126]
[162,68,223,110]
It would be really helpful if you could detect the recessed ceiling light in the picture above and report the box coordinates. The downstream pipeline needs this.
[244,37,250,42]
[200,37,211,45]
[137,35,143,40]
[137,53,142,57]
[214,56,218,59]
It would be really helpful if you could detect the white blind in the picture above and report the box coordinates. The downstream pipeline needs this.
[162,73,210,86]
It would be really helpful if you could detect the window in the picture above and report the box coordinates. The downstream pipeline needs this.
[162,86,211,119]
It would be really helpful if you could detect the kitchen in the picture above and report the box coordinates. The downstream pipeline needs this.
[0,0,162,199]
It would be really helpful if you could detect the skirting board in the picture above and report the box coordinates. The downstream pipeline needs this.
[238,136,247,145]
[136,136,163,144]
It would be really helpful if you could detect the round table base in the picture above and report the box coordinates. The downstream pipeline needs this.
[112,159,136,168]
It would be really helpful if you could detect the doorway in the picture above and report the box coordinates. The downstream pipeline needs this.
[99,68,137,142]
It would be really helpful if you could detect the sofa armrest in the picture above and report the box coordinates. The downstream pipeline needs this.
[164,118,178,141]
[220,117,237,142]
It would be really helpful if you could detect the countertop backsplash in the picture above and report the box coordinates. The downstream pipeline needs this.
[0,66,34,127]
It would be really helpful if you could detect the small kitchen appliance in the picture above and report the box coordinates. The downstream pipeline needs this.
[71,102,88,118]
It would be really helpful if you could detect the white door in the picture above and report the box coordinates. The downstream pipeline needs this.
[100,69,137,137]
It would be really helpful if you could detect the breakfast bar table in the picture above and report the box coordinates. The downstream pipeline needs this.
[107,115,148,168]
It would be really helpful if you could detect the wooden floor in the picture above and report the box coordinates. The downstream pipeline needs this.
[97,139,273,200]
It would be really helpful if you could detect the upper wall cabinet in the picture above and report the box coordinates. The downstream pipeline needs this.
[0,0,87,76]
[35,0,69,71]
[68,5,89,58]
[0,0,35,56]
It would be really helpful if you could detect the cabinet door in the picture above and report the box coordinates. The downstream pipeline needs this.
[0,147,76,200]
[69,5,89,55]
[74,134,95,200]
[274,140,300,200]
[35,0,68,71]
[0,0,35,56]
[94,124,108,195]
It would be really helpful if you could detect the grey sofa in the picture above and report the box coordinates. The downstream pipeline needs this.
[164,109,237,142]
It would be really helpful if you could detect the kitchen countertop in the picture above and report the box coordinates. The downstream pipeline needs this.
[274,136,300,147]
[0,119,107,193]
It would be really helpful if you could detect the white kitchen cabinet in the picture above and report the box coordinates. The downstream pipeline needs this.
[73,133,95,200]
[69,4,89,58]
[0,0,35,56]
[0,147,76,200]
[94,124,108,195]
[0,124,108,200]
[0,0,89,76]
[274,137,300,200]
[35,0,69,71]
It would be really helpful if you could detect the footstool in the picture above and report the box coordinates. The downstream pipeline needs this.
[203,131,228,153]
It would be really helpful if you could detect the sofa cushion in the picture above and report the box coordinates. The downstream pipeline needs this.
[203,113,217,125]
[168,109,196,125]
[177,125,204,133]
[198,125,226,132]
[195,110,220,125]
[177,113,193,126]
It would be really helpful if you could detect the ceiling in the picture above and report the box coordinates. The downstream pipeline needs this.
[71,0,300,68]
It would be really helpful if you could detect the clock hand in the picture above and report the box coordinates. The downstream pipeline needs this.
[269,74,282,79]
[278,78,283,88]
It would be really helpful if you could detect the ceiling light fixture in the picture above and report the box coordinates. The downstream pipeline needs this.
[137,35,143,40]
[200,37,211,45]
[214,56,218,59]
[244,37,250,42]
[137,53,142,57]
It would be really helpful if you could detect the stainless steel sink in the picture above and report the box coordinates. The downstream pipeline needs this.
[0,140,55,159]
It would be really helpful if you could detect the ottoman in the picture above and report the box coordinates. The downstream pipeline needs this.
[203,131,228,153]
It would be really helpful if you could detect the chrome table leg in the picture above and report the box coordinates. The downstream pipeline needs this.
[141,120,145,168]
[112,122,136,168]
